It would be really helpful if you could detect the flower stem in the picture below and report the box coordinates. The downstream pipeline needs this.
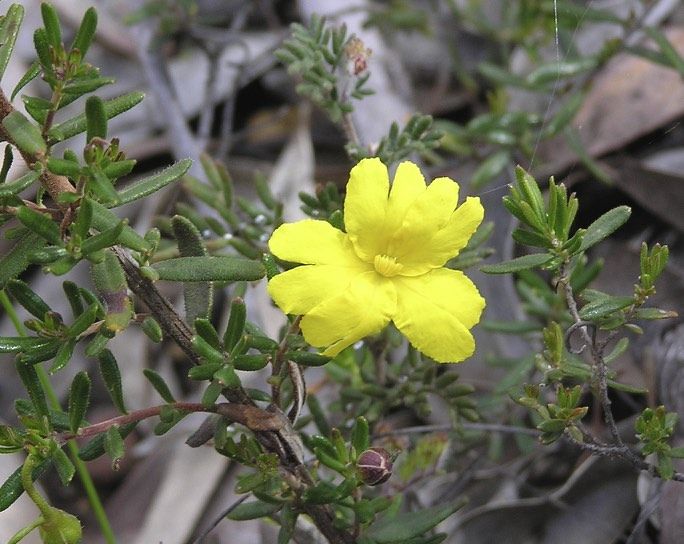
[0,291,117,544]
[7,516,45,544]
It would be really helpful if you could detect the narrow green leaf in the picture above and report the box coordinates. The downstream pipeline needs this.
[227,500,282,521]
[634,307,678,320]
[644,27,684,77]
[51,446,75,485]
[103,426,125,469]
[481,253,552,274]
[2,111,47,156]
[71,7,97,57]
[0,169,40,198]
[49,338,75,373]
[223,297,246,351]
[172,214,212,323]
[151,256,265,282]
[526,57,598,86]
[98,349,126,413]
[17,340,59,365]
[78,422,136,461]
[67,303,99,337]
[0,232,45,289]
[579,206,631,251]
[0,336,52,353]
[0,4,25,83]
[68,371,91,433]
[471,150,510,190]
[0,458,51,512]
[233,354,270,371]
[48,91,145,142]
[481,320,540,334]
[40,2,62,49]
[286,351,330,367]
[6,279,51,319]
[81,220,125,256]
[367,499,466,542]
[351,416,370,453]
[85,95,107,141]
[89,199,150,252]
[15,360,49,419]
[16,206,61,245]
[11,61,40,101]
[578,295,634,320]
[143,368,176,403]
[115,159,192,205]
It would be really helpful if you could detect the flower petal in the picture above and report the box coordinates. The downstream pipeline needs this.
[401,196,485,273]
[387,177,460,273]
[301,271,396,356]
[393,268,485,363]
[269,219,359,266]
[267,263,368,315]
[345,158,390,262]
[385,161,426,233]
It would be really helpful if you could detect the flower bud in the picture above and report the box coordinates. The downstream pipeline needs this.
[356,447,393,486]
[39,508,82,544]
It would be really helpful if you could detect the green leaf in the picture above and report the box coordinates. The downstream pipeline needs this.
[51,446,75,486]
[115,159,192,205]
[634,307,678,320]
[351,416,370,453]
[480,253,552,274]
[15,360,49,419]
[0,232,46,289]
[68,371,91,433]
[0,458,51,512]
[2,110,47,156]
[6,278,51,318]
[89,199,150,252]
[172,214,212,324]
[223,297,246,351]
[103,426,125,470]
[0,4,25,83]
[78,422,136,461]
[471,150,510,190]
[481,320,540,334]
[0,336,52,353]
[80,219,125,256]
[233,354,270,371]
[71,7,97,57]
[67,302,99,337]
[11,61,40,101]
[40,2,62,50]
[0,169,41,197]
[644,27,684,77]
[286,351,331,366]
[143,368,176,403]
[98,349,127,413]
[578,206,631,252]
[578,295,634,320]
[526,57,598,86]
[48,91,145,142]
[366,499,467,542]
[85,95,108,141]
[227,500,282,521]
[49,338,75,373]
[151,256,265,282]
[16,206,61,245]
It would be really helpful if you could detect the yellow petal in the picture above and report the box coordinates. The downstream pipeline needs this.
[385,161,426,233]
[345,158,390,262]
[387,177,460,273]
[269,219,359,266]
[393,268,485,363]
[301,271,396,356]
[267,263,368,315]
[401,196,484,273]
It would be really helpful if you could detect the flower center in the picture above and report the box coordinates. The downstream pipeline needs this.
[373,254,403,277]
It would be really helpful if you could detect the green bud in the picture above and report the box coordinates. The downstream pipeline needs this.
[39,508,82,544]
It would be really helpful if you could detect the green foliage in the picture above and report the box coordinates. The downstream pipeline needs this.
[275,14,372,123]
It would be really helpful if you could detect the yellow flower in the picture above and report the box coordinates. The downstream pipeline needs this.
[267,158,486,363]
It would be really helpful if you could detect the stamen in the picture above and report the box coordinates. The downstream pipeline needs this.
[373,254,403,277]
